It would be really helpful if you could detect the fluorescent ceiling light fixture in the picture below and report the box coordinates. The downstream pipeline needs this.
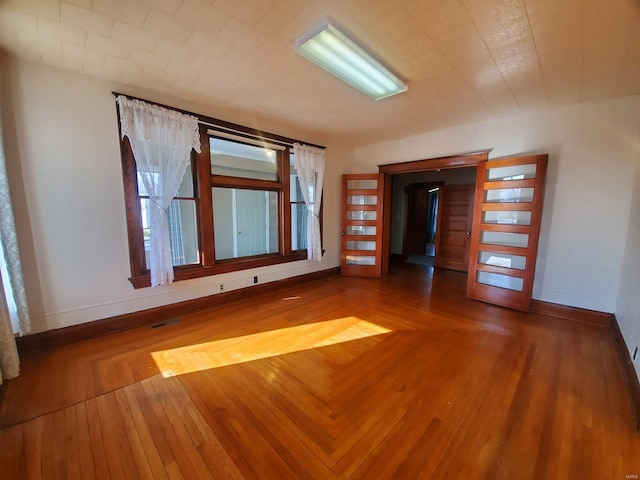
[294,20,408,101]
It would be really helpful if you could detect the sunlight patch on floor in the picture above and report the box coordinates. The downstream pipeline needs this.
[151,316,391,377]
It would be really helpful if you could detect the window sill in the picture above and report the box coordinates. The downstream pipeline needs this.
[129,251,309,289]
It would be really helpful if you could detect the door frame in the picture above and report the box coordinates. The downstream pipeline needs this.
[378,150,491,275]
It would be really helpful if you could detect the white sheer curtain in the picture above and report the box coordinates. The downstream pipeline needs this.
[0,88,27,384]
[293,143,325,261]
[117,96,201,286]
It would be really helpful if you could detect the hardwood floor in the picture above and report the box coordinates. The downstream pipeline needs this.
[1,262,639,479]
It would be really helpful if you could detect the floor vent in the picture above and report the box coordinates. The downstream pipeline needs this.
[151,318,181,329]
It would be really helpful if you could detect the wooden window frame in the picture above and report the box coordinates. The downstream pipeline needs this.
[116,95,322,289]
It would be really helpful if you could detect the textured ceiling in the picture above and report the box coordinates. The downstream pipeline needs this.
[1,0,640,146]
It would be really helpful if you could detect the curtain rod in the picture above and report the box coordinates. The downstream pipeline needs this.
[112,92,325,150]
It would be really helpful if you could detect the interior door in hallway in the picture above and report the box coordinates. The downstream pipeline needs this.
[466,155,548,311]
[403,183,440,257]
[434,184,474,272]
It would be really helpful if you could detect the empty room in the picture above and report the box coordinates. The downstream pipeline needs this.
[1,0,640,478]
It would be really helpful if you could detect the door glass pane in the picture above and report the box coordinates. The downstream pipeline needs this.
[485,188,534,203]
[347,210,377,220]
[477,271,524,291]
[213,188,279,260]
[140,198,199,268]
[346,225,376,235]
[347,179,378,190]
[483,211,532,225]
[346,255,375,265]
[346,240,376,251]
[291,203,307,251]
[481,231,529,248]
[210,137,278,181]
[487,164,537,181]
[479,251,526,270]
[348,195,377,206]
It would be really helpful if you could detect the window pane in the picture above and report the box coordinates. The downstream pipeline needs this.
[347,210,377,221]
[477,271,524,291]
[137,164,194,197]
[481,231,529,248]
[213,188,279,260]
[487,164,537,181]
[479,251,526,270]
[347,179,378,189]
[346,255,376,265]
[348,195,377,205]
[210,137,277,181]
[483,210,531,225]
[292,203,308,251]
[485,188,534,203]
[346,225,376,235]
[346,240,376,251]
[140,198,199,269]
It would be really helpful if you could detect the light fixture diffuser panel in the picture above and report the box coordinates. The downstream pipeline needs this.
[294,20,407,100]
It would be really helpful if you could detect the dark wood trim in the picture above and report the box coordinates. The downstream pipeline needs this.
[0,379,6,407]
[610,315,640,434]
[17,267,340,356]
[197,125,215,267]
[378,150,491,174]
[531,299,612,327]
[210,175,284,191]
[129,251,308,288]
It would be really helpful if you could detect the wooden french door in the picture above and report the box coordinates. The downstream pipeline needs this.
[341,174,384,277]
[466,155,548,311]
[434,184,474,272]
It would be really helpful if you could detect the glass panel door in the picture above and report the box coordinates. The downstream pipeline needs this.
[466,155,548,311]
[341,173,384,277]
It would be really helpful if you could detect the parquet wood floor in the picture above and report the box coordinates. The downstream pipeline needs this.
[1,263,639,479]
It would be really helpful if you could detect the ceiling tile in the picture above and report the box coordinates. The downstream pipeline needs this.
[37,18,86,47]
[86,33,131,59]
[92,0,149,28]
[142,9,194,45]
[61,3,113,37]
[110,21,158,51]
[175,0,230,35]
[3,0,61,22]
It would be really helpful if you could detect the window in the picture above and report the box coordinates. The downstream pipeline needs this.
[118,99,323,288]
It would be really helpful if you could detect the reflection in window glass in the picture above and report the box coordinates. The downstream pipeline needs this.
[213,188,279,260]
[487,164,536,181]
[479,251,526,270]
[346,255,375,265]
[140,199,199,268]
[481,231,529,248]
[346,240,376,250]
[348,195,377,206]
[477,271,524,291]
[483,211,532,225]
[346,226,376,235]
[347,211,377,220]
[485,188,534,203]
[347,179,378,190]
[210,137,278,181]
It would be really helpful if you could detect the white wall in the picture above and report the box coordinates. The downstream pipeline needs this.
[354,97,640,313]
[616,140,640,379]
[4,58,342,334]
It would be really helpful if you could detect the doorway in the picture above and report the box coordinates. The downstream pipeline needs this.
[402,182,442,267]
[392,169,478,272]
